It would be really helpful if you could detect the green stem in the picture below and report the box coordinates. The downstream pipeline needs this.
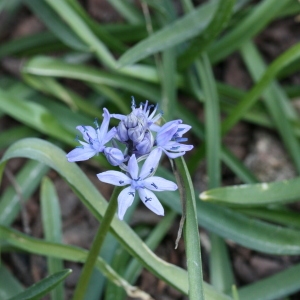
[72,186,122,300]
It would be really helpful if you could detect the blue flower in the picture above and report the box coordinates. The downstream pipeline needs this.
[97,151,178,220]
[154,120,193,159]
[66,108,124,166]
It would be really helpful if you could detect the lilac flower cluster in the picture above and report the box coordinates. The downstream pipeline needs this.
[67,98,193,220]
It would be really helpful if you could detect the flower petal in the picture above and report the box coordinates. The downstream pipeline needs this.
[177,124,191,136]
[66,146,97,162]
[111,113,126,120]
[139,148,162,179]
[102,127,117,145]
[138,189,164,216]
[97,171,131,186]
[162,149,186,158]
[97,108,110,141]
[163,141,193,152]
[143,176,178,191]
[156,120,181,146]
[76,125,97,143]
[118,186,135,220]
[127,154,139,179]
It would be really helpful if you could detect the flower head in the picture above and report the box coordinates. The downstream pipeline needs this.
[154,120,193,159]
[66,108,124,166]
[97,151,177,220]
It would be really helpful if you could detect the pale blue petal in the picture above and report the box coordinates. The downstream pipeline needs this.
[76,125,97,143]
[98,108,110,141]
[139,148,162,179]
[164,141,193,152]
[118,186,135,220]
[138,189,164,216]
[156,120,181,146]
[127,154,139,179]
[66,146,97,162]
[110,113,126,120]
[102,127,117,145]
[143,176,178,191]
[97,171,131,186]
[162,149,186,158]
[177,124,191,136]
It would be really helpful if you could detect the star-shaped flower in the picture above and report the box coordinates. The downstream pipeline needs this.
[154,120,193,159]
[97,151,177,220]
[66,108,124,166]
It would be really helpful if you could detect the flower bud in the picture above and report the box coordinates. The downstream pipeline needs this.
[125,112,138,128]
[104,147,124,166]
[117,120,129,142]
[135,130,154,156]
[128,122,145,144]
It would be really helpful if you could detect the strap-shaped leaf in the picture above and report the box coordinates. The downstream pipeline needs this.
[118,1,217,67]
[7,269,72,300]
[200,178,300,206]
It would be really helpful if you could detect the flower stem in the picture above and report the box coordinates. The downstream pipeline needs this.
[72,186,122,300]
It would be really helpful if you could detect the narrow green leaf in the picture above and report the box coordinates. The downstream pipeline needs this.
[240,40,300,173]
[0,32,58,59]
[156,167,300,255]
[0,265,23,299]
[236,207,300,229]
[209,0,292,63]
[174,157,204,300]
[107,0,143,24]
[118,1,217,67]
[178,0,236,69]
[238,263,300,300]
[0,160,49,226]
[7,269,72,300]
[41,177,64,300]
[200,177,300,206]
[45,0,116,68]
[222,42,300,134]
[24,0,89,52]
[0,88,74,144]
[22,56,161,101]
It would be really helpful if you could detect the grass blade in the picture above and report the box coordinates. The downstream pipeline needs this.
[41,177,64,300]
[7,269,72,300]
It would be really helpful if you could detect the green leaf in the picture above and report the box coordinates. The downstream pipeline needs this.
[240,40,300,173]
[41,177,64,300]
[0,265,23,299]
[7,269,72,300]
[0,88,74,144]
[22,56,161,101]
[209,0,292,63]
[238,263,300,300]
[0,160,49,226]
[118,1,217,67]
[24,0,89,52]
[156,167,300,255]
[200,177,300,206]
[178,0,236,69]
[0,138,231,299]
[174,157,204,300]
[222,42,300,134]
